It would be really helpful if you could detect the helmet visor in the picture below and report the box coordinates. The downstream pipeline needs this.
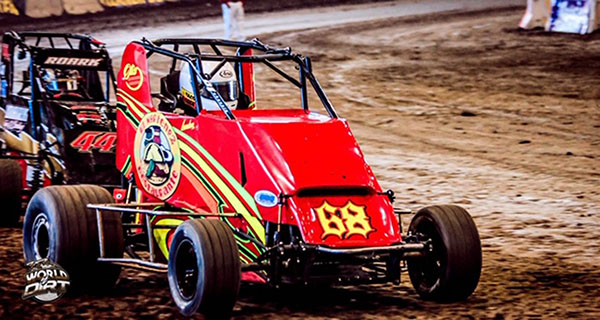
[200,80,239,102]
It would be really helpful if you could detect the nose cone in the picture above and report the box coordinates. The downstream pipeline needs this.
[238,111,380,195]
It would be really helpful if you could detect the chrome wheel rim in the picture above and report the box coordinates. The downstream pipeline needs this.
[32,213,50,260]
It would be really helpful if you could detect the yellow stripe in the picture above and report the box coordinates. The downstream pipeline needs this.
[117,88,152,114]
[180,143,265,244]
[117,93,144,119]
[176,129,261,218]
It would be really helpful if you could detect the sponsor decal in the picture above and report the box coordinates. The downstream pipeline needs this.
[133,112,181,200]
[70,131,116,153]
[315,200,374,240]
[181,119,194,131]
[180,87,195,106]
[549,0,592,34]
[44,57,103,67]
[22,259,70,303]
[254,190,278,208]
[122,63,144,91]
[219,69,233,78]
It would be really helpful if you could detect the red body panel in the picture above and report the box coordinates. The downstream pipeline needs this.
[116,43,402,254]
[116,43,155,180]
[236,110,379,193]
[240,49,255,104]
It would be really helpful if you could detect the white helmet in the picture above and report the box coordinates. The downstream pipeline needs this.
[179,60,238,111]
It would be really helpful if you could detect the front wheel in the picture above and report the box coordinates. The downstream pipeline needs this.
[23,185,124,292]
[407,205,482,301]
[168,219,241,318]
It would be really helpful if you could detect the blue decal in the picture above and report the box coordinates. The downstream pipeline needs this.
[254,190,278,208]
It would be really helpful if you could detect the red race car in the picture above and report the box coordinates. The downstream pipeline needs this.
[22,38,482,318]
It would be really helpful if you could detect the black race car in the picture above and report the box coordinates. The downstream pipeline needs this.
[0,32,120,226]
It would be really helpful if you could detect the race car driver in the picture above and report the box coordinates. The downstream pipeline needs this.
[42,68,88,100]
[179,60,241,112]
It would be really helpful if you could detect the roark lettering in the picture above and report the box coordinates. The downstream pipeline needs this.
[44,57,103,67]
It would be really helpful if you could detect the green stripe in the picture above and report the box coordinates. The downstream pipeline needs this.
[182,155,264,253]
[117,88,152,114]
[120,156,131,174]
[117,102,140,126]
[182,157,227,213]
[237,243,259,260]
[175,128,262,219]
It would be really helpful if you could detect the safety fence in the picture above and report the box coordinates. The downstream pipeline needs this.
[1,0,180,18]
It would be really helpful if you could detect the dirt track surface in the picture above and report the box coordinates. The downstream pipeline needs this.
[0,0,392,34]
[2,4,600,320]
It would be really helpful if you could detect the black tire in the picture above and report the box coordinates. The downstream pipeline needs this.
[168,219,241,318]
[407,205,482,302]
[0,159,23,226]
[23,185,124,292]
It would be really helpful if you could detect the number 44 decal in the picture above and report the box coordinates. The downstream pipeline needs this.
[70,132,116,153]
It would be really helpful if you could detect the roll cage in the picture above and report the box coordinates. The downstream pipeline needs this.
[138,38,338,119]
[1,31,118,139]
[2,31,117,97]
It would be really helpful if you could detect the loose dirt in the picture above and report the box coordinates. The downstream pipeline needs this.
[1,5,599,320]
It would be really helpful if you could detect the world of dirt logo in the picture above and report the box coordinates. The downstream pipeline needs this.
[22,259,70,303]
[133,112,181,200]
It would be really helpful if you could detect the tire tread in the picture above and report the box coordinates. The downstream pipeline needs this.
[408,204,482,301]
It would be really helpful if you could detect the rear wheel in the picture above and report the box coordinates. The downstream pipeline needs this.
[168,219,241,318]
[407,205,481,301]
[23,185,124,292]
[0,159,23,226]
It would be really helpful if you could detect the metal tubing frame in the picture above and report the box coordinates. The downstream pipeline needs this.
[87,202,239,217]
[139,38,339,119]
[3,31,117,98]
[97,258,167,272]
[89,202,239,270]
[315,243,426,255]
[90,202,425,276]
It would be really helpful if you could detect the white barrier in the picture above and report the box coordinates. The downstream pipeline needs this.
[522,0,600,34]
[549,0,592,33]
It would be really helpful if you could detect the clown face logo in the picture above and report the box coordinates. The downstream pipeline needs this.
[142,127,173,185]
[134,113,181,200]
